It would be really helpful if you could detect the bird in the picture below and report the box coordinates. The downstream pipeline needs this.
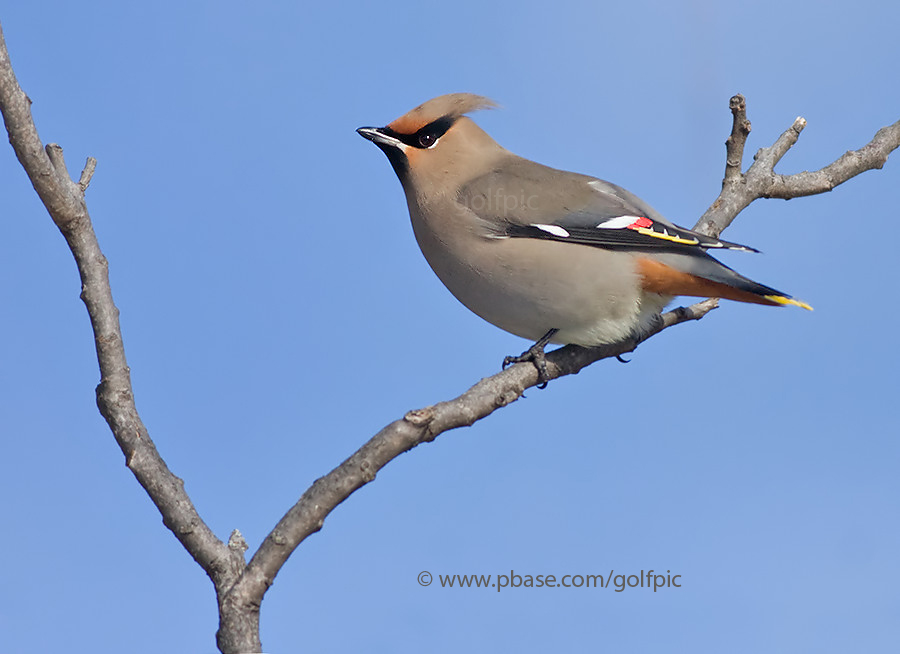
[358,93,810,383]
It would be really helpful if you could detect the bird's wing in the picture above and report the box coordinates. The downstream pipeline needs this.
[457,159,812,310]
[458,160,757,253]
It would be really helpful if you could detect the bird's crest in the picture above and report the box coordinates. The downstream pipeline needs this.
[387,93,497,135]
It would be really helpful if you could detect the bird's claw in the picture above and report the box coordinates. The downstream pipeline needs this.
[502,344,552,389]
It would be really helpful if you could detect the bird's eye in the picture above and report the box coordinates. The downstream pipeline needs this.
[418,132,437,148]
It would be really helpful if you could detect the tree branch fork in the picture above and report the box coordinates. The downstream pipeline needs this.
[3,18,898,651]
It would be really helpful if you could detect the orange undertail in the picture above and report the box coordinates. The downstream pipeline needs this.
[637,257,787,307]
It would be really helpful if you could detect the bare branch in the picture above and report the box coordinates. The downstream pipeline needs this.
[696,97,900,239]
[45,142,68,178]
[222,299,719,612]
[0,18,242,599]
[758,116,807,170]
[79,156,97,191]
[724,94,751,184]
[762,121,900,199]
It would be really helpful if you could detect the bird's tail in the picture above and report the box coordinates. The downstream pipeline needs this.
[638,252,813,310]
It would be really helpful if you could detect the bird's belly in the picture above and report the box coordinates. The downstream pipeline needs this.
[417,231,662,346]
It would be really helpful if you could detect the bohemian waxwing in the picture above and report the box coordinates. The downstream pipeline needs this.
[358,93,810,381]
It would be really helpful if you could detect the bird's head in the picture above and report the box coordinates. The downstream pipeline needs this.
[358,93,502,191]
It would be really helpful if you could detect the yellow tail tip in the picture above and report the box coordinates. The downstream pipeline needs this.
[765,295,814,311]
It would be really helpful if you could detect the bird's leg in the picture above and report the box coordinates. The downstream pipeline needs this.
[502,328,559,388]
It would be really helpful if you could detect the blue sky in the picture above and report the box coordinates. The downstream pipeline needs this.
[2,1,898,651]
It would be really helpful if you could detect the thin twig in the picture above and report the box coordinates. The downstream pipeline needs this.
[79,156,97,191]
[724,94,751,184]
[758,116,807,169]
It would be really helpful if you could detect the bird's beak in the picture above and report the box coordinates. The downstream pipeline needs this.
[357,126,404,149]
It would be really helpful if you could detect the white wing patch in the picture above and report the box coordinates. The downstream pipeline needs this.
[596,215,644,229]
[533,224,570,238]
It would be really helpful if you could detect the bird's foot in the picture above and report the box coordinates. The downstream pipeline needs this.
[502,328,559,389]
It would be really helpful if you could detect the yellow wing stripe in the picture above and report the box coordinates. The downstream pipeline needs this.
[634,227,700,246]
[764,295,814,311]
